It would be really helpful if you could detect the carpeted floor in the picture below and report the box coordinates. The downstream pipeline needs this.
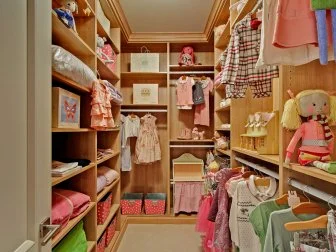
[117,224,202,252]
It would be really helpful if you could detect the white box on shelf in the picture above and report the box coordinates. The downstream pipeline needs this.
[130,53,160,72]
[133,84,158,104]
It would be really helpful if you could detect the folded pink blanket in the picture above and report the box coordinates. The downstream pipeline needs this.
[53,189,91,218]
[52,191,73,229]
[97,166,119,185]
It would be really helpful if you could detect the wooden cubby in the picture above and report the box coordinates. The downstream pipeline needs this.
[51,0,122,251]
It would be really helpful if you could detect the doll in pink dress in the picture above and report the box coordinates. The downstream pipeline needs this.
[281,89,336,174]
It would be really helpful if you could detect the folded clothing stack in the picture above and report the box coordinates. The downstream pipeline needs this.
[52,221,87,252]
[97,166,120,193]
[52,158,91,177]
[52,189,91,230]
[97,148,114,160]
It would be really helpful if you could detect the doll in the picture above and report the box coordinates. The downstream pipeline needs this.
[281,89,336,174]
[178,46,195,66]
[212,131,229,150]
[310,0,336,65]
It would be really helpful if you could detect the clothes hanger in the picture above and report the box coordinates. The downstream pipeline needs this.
[254,176,271,187]
[292,186,328,215]
[201,75,207,80]
[231,167,243,173]
[275,193,290,205]
[284,215,328,231]
[241,170,257,179]
[181,75,187,80]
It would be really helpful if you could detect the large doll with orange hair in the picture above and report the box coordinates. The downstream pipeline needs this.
[281,89,336,174]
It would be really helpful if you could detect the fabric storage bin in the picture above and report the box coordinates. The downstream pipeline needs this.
[133,84,158,104]
[105,218,116,247]
[102,44,117,73]
[97,193,112,224]
[130,47,159,72]
[144,193,166,215]
[121,193,143,215]
[97,232,107,252]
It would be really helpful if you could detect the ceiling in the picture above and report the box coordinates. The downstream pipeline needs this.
[119,0,215,33]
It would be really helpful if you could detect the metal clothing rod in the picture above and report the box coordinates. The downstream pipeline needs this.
[120,109,167,113]
[288,178,336,206]
[252,0,263,14]
[169,71,214,75]
[170,145,214,148]
[235,157,279,179]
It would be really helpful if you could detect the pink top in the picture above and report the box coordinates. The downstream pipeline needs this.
[176,77,194,109]
[286,120,334,158]
[273,0,318,48]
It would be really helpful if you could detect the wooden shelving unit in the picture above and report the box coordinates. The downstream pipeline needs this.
[121,72,167,79]
[232,147,279,165]
[51,1,122,249]
[52,163,96,186]
[97,204,120,240]
[169,65,214,71]
[52,202,95,247]
[215,104,230,112]
[97,151,120,165]
[217,149,231,157]
[105,231,120,252]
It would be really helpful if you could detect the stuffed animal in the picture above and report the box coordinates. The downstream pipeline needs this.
[96,35,113,64]
[178,46,195,66]
[192,127,200,140]
[281,89,336,174]
[212,131,229,150]
[54,0,78,33]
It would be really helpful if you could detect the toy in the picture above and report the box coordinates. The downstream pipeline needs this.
[178,46,195,66]
[192,127,205,140]
[212,131,229,150]
[208,161,220,173]
[96,35,114,64]
[281,89,336,174]
[54,0,78,33]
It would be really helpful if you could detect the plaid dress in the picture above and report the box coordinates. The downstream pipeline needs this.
[222,15,279,98]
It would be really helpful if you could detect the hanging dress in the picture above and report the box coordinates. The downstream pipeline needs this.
[134,114,161,164]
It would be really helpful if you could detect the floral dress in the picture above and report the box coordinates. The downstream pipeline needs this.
[135,114,161,164]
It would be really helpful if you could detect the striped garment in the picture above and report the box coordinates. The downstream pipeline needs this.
[308,114,333,142]
[221,14,279,98]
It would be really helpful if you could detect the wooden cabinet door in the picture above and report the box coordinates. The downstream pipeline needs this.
[0,0,51,251]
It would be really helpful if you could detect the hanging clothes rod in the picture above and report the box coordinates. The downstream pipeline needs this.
[170,145,214,148]
[251,0,263,14]
[120,109,167,113]
[288,178,336,206]
[169,71,215,75]
[235,157,279,179]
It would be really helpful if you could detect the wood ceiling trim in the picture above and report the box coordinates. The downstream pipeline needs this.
[109,0,225,43]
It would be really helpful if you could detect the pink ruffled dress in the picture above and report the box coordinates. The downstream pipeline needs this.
[91,80,115,130]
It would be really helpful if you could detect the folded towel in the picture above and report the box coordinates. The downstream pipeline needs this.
[97,166,120,185]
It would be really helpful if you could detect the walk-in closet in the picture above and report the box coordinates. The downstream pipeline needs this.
[1,0,336,252]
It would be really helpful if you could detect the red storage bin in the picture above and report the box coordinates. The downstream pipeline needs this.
[97,232,107,252]
[105,218,116,247]
[102,44,117,73]
[144,193,166,215]
[121,193,143,215]
[97,193,112,224]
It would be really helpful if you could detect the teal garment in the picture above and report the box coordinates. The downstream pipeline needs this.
[53,221,88,252]
[263,208,320,252]
[249,199,289,251]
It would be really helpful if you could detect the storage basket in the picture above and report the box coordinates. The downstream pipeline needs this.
[144,193,166,215]
[97,193,112,224]
[102,44,117,73]
[97,232,107,252]
[105,218,116,247]
[121,193,143,215]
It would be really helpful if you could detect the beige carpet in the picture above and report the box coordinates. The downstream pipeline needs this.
[117,224,202,252]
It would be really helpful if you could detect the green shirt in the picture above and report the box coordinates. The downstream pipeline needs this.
[249,199,289,251]
[263,208,320,252]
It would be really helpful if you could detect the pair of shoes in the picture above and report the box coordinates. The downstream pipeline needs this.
[178,128,192,140]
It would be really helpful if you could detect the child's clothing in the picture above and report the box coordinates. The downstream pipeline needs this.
[176,76,194,110]
[273,0,318,48]
[193,80,205,105]
[135,114,161,164]
[194,78,213,127]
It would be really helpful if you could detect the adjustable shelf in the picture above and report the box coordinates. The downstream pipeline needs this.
[232,147,279,165]
[52,163,95,186]
[97,151,120,165]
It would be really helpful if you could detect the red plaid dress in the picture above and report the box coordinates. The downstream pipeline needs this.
[222,15,279,98]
